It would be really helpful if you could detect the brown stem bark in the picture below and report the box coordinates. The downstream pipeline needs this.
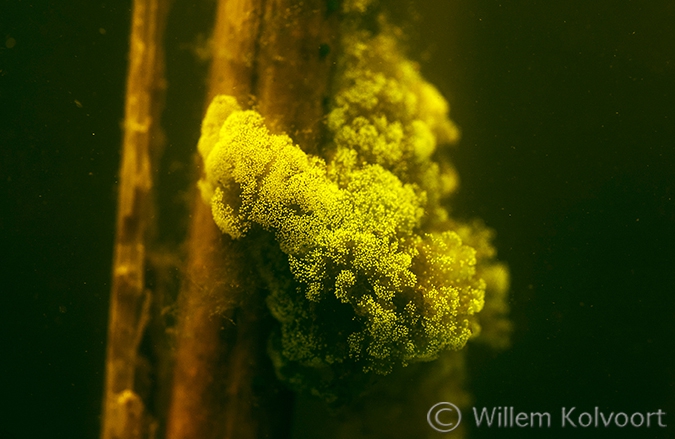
[165,1,268,438]
[256,0,339,152]
[102,0,168,437]
[166,1,338,438]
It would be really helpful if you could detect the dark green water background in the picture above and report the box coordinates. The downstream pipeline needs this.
[1,1,673,438]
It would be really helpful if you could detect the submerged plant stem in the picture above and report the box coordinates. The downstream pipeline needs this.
[102,0,168,437]
[166,1,337,439]
[166,0,263,435]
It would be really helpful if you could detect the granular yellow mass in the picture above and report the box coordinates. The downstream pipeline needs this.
[197,27,509,403]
